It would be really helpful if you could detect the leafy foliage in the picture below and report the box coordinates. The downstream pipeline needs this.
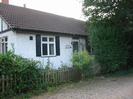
[72,51,94,77]
[89,21,128,73]
[83,0,133,23]
[83,0,133,73]
[83,0,133,36]
[0,52,47,95]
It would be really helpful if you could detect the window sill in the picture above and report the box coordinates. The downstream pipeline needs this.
[41,55,57,58]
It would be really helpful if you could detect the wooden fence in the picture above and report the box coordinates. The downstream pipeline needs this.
[45,68,81,85]
[0,68,81,94]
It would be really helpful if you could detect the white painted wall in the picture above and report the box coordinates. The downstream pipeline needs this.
[0,31,86,68]
[0,17,8,32]
[0,17,1,31]
[0,30,86,69]
[0,16,86,68]
[0,16,16,53]
[14,33,86,69]
[0,30,16,52]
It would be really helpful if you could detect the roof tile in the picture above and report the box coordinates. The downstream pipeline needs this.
[0,3,87,36]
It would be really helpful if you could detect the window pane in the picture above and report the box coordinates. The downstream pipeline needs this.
[2,43,4,53]
[42,37,47,42]
[72,42,79,53]
[0,37,8,54]
[49,37,54,42]
[49,44,54,55]
[42,44,48,55]
[5,43,7,53]
[5,37,8,42]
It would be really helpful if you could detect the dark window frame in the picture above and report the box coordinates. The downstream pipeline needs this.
[72,40,79,53]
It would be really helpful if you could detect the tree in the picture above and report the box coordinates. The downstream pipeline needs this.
[83,0,133,22]
[83,0,133,73]
[89,20,128,73]
[83,0,133,31]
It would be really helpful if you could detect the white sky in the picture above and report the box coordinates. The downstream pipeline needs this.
[0,0,85,20]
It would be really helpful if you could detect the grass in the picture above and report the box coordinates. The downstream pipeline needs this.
[11,90,46,99]
[12,81,78,99]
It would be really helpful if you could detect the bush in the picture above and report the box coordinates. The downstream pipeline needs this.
[0,52,47,95]
[72,51,94,78]
[89,21,128,73]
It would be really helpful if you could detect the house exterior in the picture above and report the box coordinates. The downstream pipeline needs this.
[0,2,88,68]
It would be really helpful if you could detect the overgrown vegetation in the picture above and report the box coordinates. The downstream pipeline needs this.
[0,52,82,98]
[0,52,47,97]
[83,0,133,73]
[72,51,96,77]
[89,21,128,73]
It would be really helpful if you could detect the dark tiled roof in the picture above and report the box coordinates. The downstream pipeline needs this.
[0,3,87,36]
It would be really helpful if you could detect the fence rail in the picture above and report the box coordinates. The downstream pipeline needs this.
[45,68,81,85]
[0,68,81,94]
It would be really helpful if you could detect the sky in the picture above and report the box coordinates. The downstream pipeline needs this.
[0,0,85,20]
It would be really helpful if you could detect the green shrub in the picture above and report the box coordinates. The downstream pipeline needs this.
[90,58,101,75]
[0,52,47,95]
[72,51,94,78]
[89,21,128,73]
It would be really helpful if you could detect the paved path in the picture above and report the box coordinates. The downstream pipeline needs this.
[32,75,133,99]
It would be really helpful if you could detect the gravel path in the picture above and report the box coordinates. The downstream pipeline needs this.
[32,75,133,99]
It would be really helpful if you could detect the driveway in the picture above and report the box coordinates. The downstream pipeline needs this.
[32,75,133,99]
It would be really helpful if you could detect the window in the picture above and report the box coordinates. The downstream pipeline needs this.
[0,37,8,54]
[29,36,33,40]
[72,41,79,53]
[41,36,56,56]
[72,38,80,53]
